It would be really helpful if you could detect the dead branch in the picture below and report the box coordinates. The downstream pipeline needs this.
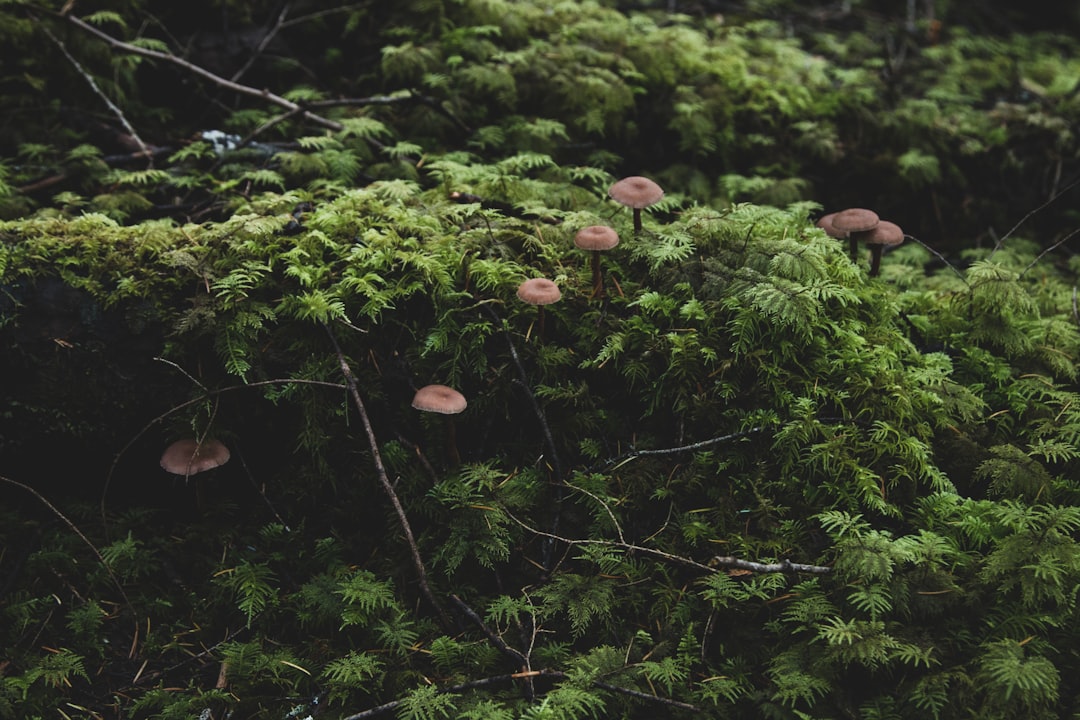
[710,555,832,575]
[323,324,452,631]
[65,13,344,132]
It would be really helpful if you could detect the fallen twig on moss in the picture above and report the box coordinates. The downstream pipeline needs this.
[323,324,452,632]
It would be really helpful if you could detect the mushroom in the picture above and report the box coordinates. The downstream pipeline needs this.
[160,438,231,512]
[574,225,620,298]
[412,384,467,465]
[609,176,664,235]
[816,212,844,238]
[860,220,904,277]
[829,208,880,261]
[516,277,561,339]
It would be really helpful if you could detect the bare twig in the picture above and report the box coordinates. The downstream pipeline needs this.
[230,2,291,83]
[480,302,564,481]
[504,507,831,575]
[1019,226,1080,278]
[905,234,968,285]
[710,555,831,575]
[41,22,153,162]
[65,14,344,132]
[1,475,136,614]
[450,593,535,700]
[340,669,702,719]
[602,428,765,471]
[323,324,451,631]
[449,594,529,668]
[989,175,1080,258]
[502,507,717,573]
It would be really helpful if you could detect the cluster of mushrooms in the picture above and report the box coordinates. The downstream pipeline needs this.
[159,188,905,480]
[816,208,904,277]
[517,175,664,340]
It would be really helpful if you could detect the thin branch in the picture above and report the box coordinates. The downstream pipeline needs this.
[504,508,831,575]
[340,669,702,719]
[602,428,765,471]
[231,3,291,83]
[41,21,153,162]
[502,507,717,574]
[309,91,472,134]
[481,302,564,481]
[1,475,135,613]
[564,481,626,545]
[1019,225,1080,278]
[323,324,451,631]
[710,555,832,575]
[989,174,1080,258]
[449,594,529,668]
[905,234,968,285]
[65,14,344,132]
[591,678,703,712]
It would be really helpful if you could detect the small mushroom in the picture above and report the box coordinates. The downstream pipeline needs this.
[160,438,230,512]
[609,176,664,235]
[860,220,904,277]
[412,384,467,465]
[816,212,844,238]
[516,278,561,339]
[829,208,880,261]
[574,225,620,298]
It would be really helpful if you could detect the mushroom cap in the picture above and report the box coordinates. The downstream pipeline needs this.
[516,277,562,306]
[860,220,905,248]
[830,208,880,234]
[574,225,620,252]
[816,212,846,239]
[160,438,230,475]
[412,384,467,415]
[609,176,665,209]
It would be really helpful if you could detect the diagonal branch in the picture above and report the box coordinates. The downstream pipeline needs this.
[504,507,832,575]
[323,324,451,631]
[41,21,153,161]
[64,13,344,132]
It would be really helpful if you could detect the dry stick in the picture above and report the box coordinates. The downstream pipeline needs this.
[1020,225,1080,278]
[65,14,344,132]
[230,2,291,83]
[503,507,831,575]
[322,324,451,631]
[0,474,136,615]
[710,555,832,575]
[989,175,1080,259]
[449,593,535,700]
[40,22,153,162]
[601,428,765,471]
[481,303,564,481]
[905,234,968,285]
[340,669,701,719]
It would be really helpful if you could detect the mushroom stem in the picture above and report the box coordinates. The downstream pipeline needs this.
[849,235,859,262]
[632,209,643,235]
[445,420,461,466]
[590,250,605,298]
[535,306,546,339]
[869,246,885,277]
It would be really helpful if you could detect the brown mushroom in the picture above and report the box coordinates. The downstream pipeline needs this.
[574,225,620,298]
[516,278,561,338]
[860,220,905,277]
[160,438,230,512]
[609,176,664,235]
[816,212,844,239]
[830,208,880,261]
[412,384,467,465]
